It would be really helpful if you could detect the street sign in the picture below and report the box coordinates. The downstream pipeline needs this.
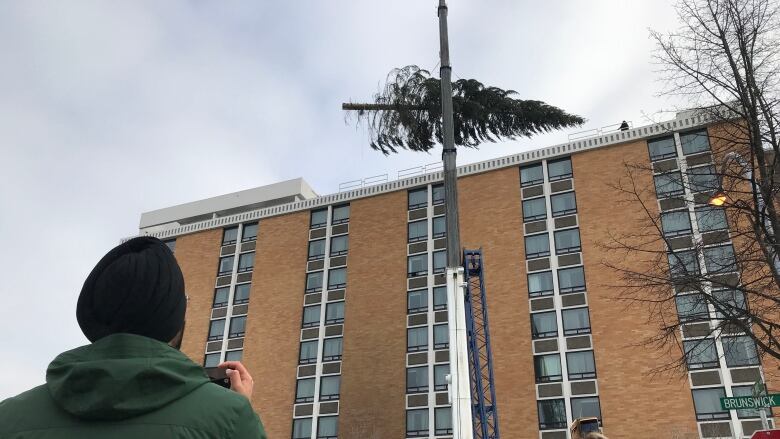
[751,430,780,439]
[720,394,780,410]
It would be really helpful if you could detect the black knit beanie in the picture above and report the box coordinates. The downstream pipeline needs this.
[76,236,186,343]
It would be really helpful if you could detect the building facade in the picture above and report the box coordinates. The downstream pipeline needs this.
[136,112,777,439]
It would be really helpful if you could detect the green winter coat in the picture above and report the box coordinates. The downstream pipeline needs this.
[0,333,267,439]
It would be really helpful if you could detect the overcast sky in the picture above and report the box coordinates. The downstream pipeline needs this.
[0,1,684,399]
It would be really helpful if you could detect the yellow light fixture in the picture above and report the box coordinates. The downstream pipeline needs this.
[708,190,728,207]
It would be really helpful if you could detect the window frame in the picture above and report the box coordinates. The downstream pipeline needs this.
[433,286,447,310]
[407,326,428,352]
[408,188,428,210]
[408,253,429,278]
[654,171,684,198]
[325,301,345,325]
[241,222,258,242]
[531,311,558,339]
[305,271,324,293]
[222,226,239,246]
[703,244,737,274]
[523,197,548,222]
[661,210,693,237]
[566,350,597,380]
[691,387,730,421]
[433,323,449,349]
[434,364,449,391]
[547,157,573,181]
[406,408,430,437]
[408,219,428,243]
[237,252,254,273]
[406,366,429,394]
[292,418,312,439]
[432,216,446,238]
[208,318,225,341]
[308,239,326,260]
[521,163,545,187]
[433,250,447,274]
[675,293,709,322]
[557,266,586,294]
[316,415,338,439]
[680,129,711,155]
[525,233,551,259]
[327,267,347,290]
[295,378,316,403]
[218,256,234,276]
[534,353,563,383]
[695,207,728,233]
[228,315,247,338]
[213,287,230,308]
[537,399,567,430]
[310,209,328,229]
[562,307,591,336]
[550,191,577,217]
[554,228,581,255]
[319,376,340,401]
[683,338,720,370]
[204,352,220,368]
[233,283,251,305]
[302,304,321,328]
[434,407,453,436]
[528,271,555,297]
[299,340,319,365]
[407,289,428,314]
[331,204,350,225]
[647,135,677,161]
[570,397,602,423]
[432,184,445,205]
[322,337,343,362]
[329,235,349,257]
[722,336,759,367]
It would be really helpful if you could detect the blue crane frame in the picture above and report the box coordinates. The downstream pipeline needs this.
[463,249,500,439]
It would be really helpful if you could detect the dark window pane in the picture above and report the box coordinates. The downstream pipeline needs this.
[408,290,428,314]
[225,350,242,361]
[228,316,247,338]
[308,239,326,260]
[433,216,446,238]
[712,288,747,319]
[302,305,321,327]
[332,205,349,224]
[534,354,562,383]
[667,250,699,278]
[241,223,258,241]
[722,336,759,367]
[213,287,230,307]
[296,378,315,403]
[548,158,573,181]
[234,283,250,304]
[204,353,220,367]
[521,163,544,186]
[406,366,429,393]
[688,166,719,193]
[408,254,428,277]
[223,226,239,245]
[320,376,340,401]
[654,172,684,198]
[433,251,446,274]
[317,416,338,438]
[409,188,428,210]
[407,327,428,352]
[306,271,324,293]
[435,407,452,435]
[554,229,581,254]
[208,319,225,340]
[675,294,708,321]
[732,386,772,419]
[661,211,692,237]
[551,192,577,217]
[696,207,728,232]
[562,307,591,335]
[523,198,547,222]
[323,337,343,361]
[525,234,550,259]
[293,419,312,439]
[299,340,319,364]
[566,351,596,380]
[434,364,449,391]
[237,252,254,273]
[571,397,602,421]
[684,339,719,369]
[528,271,554,297]
[325,301,345,324]
[327,268,347,289]
[558,266,586,293]
[432,184,445,205]
[407,409,429,437]
[703,245,737,273]
[680,130,710,155]
[218,256,234,275]
[648,136,677,160]
[537,399,567,429]
[330,235,348,256]
[408,220,428,242]
[310,209,328,228]
[433,286,447,310]
[433,324,448,349]
[531,311,558,339]
[692,388,729,420]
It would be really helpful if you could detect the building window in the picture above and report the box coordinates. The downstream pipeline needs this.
[435,407,453,435]
[432,184,445,205]
[228,316,247,338]
[661,210,692,237]
[406,409,429,437]
[305,271,324,293]
[537,399,567,430]
[732,385,772,419]
[308,239,326,260]
[213,287,230,308]
[327,268,347,289]
[218,256,234,276]
[433,324,449,349]
[225,350,242,362]
[433,286,447,310]
[319,376,340,401]
[292,418,312,439]
[223,226,239,245]
[332,205,350,225]
[675,293,708,321]
[434,364,449,391]
[208,319,225,341]
[311,209,328,229]
[299,340,318,364]
[531,311,558,339]
[325,301,345,325]
[534,354,562,383]
[408,220,428,243]
[680,129,710,155]
[688,165,719,194]
[523,198,547,222]
[554,228,581,254]
[433,216,446,238]
[566,350,597,380]
[204,353,220,368]
[667,250,699,278]
[558,266,586,293]
[521,163,544,186]
[548,157,573,181]
[571,397,602,422]
[683,339,719,369]
[408,289,428,314]
[409,188,428,210]
[551,192,577,217]
[528,271,554,297]
[302,304,321,328]
[237,252,254,273]
[696,207,728,232]
[295,378,315,403]
[406,366,429,393]
[654,172,684,198]
[712,288,747,319]
[692,388,730,420]
[233,283,251,304]
[330,235,349,256]
[722,336,759,367]
[525,233,550,259]
[703,244,737,274]
[317,416,338,439]
[164,239,176,253]
[562,307,591,335]
[408,254,428,277]
[433,250,447,274]
[407,327,428,352]
[241,223,258,242]
[648,136,677,161]
[323,337,343,361]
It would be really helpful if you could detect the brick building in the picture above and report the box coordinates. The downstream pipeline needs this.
[133,112,777,439]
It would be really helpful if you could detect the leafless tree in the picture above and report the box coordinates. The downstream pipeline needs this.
[603,0,780,375]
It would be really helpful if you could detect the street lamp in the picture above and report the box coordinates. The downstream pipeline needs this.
[708,190,728,207]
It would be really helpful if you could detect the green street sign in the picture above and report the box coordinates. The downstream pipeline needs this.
[720,395,780,410]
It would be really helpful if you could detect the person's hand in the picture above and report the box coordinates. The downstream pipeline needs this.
[218,361,254,400]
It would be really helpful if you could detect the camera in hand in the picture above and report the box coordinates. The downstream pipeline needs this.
[205,367,231,389]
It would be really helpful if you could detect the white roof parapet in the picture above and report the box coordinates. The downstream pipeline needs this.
[139,178,317,232]
[129,111,713,241]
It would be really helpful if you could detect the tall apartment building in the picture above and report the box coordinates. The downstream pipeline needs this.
[134,113,777,439]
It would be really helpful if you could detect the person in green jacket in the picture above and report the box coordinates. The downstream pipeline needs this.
[0,237,267,439]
